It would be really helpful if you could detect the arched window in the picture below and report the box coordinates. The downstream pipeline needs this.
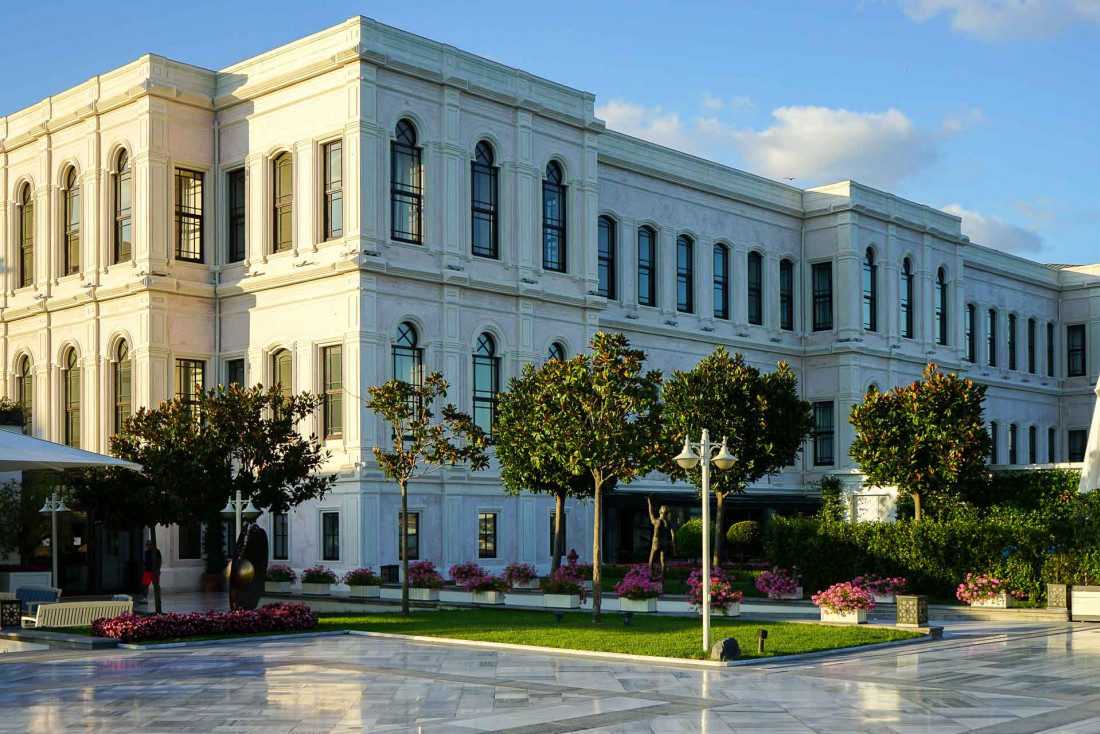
[1008,313,1018,370]
[862,248,877,332]
[988,308,998,367]
[965,304,977,363]
[392,120,423,244]
[900,258,914,339]
[747,251,763,325]
[473,332,499,437]
[393,322,422,387]
[271,349,292,408]
[18,184,33,288]
[936,268,948,346]
[597,216,616,299]
[542,161,566,272]
[637,226,657,307]
[272,152,293,253]
[676,235,694,313]
[1027,318,1037,374]
[471,141,498,259]
[113,341,131,435]
[547,342,566,362]
[113,150,132,263]
[713,244,730,320]
[16,356,32,435]
[63,349,80,448]
[1047,322,1056,377]
[63,168,80,275]
[779,259,794,331]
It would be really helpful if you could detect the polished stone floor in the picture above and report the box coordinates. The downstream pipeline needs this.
[2,621,1100,732]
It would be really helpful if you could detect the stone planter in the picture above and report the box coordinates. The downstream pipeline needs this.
[619,597,658,613]
[472,590,505,605]
[512,579,541,590]
[971,593,1011,609]
[409,587,440,602]
[820,608,868,624]
[774,586,803,601]
[301,582,332,596]
[873,593,895,605]
[699,602,741,617]
[544,593,580,609]
[349,585,380,598]
[896,595,929,627]
[1071,586,1100,621]
[264,580,291,594]
[1047,583,1068,611]
[583,580,593,592]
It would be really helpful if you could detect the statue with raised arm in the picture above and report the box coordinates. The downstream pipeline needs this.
[646,496,675,574]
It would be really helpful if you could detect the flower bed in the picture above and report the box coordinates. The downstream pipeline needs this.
[542,564,587,604]
[342,568,381,598]
[614,566,663,600]
[956,573,1025,606]
[852,574,907,602]
[266,564,297,583]
[502,563,540,589]
[408,561,445,589]
[91,603,317,643]
[686,568,743,614]
[449,562,486,587]
[813,582,875,624]
[756,566,802,600]
[301,565,337,584]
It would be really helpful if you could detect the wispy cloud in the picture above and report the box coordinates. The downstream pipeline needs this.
[943,203,1044,253]
[897,0,1100,41]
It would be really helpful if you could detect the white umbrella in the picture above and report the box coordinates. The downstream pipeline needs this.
[0,430,142,472]
[1078,374,1100,493]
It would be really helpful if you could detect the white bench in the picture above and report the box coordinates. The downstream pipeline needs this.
[21,600,133,629]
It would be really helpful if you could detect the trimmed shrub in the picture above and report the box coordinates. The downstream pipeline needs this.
[674,518,718,559]
[726,521,760,553]
[91,603,317,643]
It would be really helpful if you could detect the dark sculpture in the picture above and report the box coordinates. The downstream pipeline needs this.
[646,496,676,574]
[229,524,268,611]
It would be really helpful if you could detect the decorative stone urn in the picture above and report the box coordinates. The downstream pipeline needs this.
[349,585,381,598]
[619,597,658,613]
[896,595,929,627]
[820,608,868,624]
[544,593,580,609]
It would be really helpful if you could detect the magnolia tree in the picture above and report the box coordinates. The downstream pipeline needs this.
[849,364,992,521]
[365,372,488,616]
[663,348,814,564]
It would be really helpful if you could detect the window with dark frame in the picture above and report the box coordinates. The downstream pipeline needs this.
[323,140,343,241]
[676,235,694,313]
[900,258,913,339]
[322,345,343,440]
[988,309,998,367]
[272,513,288,560]
[1048,322,1056,377]
[63,168,80,275]
[174,168,204,262]
[271,349,292,407]
[966,304,977,362]
[747,251,763,325]
[547,342,565,362]
[713,244,730,320]
[16,356,32,435]
[473,333,499,439]
[638,227,657,307]
[780,259,795,331]
[1069,430,1087,463]
[1028,318,1037,374]
[18,185,33,288]
[113,341,131,435]
[597,216,616,299]
[178,522,202,560]
[1009,423,1018,465]
[542,161,566,272]
[862,249,877,332]
[813,401,834,466]
[398,511,420,561]
[1029,425,1037,465]
[114,150,132,263]
[175,358,205,416]
[1008,314,1018,370]
[272,153,293,253]
[990,422,999,464]
[935,268,948,346]
[392,121,423,244]
[478,512,498,559]
[1068,324,1086,377]
[812,262,833,331]
[227,168,246,263]
[471,141,498,259]
[1048,427,1056,463]
[226,358,245,387]
[63,349,80,448]
[393,322,423,422]
[321,511,340,561]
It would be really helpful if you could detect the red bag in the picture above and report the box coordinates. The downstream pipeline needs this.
[141,571,155,586]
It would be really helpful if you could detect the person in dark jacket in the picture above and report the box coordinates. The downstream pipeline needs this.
[141,540,162,590]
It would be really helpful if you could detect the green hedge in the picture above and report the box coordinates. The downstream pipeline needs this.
[674,518,717,559]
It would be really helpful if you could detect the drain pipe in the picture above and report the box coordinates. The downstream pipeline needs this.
[212,119,221,382]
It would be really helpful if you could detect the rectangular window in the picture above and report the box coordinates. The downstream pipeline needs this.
[1069,430,1087,463]
[812,401,835,466]
[780,260,794,331]
[227,168,246,263]
[549,512,567,555]
[1068,324,1086,377]
[321,511,340,561]
[1048,427,1057,463]
[597,217,616,299]
[713,245,729,320]
[990,423,999,464]
[178,522,202,560]
[175,359,205,414]
[1028,319,1037,374]
[273,154,293,253]
[747,253,763,326]
[174,168,204,262]
[478,512,498,559]
[392,129,423,245]
[812,263,833,332]
[966,305,976,363]
[398,511,420,561]
[226,358,245,387]
[1008,314,1017,371]
[676,237,694,313]
[322,345,343,440]
[223,518,235,560]
[272,513,288,561]
[1047,322,1056,377]
[1029,425,1037,465]
[1009,424,1018,465]
[323,141,343,241]
[638,228,656,307]
[987,310,998,367]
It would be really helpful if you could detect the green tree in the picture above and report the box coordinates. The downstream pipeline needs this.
[849,364,992,521]
[519,332,664,622]
[0,476,53,565]
[366,372,489,615]
[725,520,760,562]
[663,348,814,564]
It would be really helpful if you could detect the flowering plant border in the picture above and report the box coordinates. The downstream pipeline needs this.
[956,573,1025,604]
[812,581,876,613]
[341,568,381,587]
[408,561,445,589]
[467,574,510,593]
[502,563,539,586]
[300,565,337,584]
[755,566,801,599]
[686,568,743,612]
[852,574,907,597]
[613,566,663,600]
[266,564,297,583]
[90,603,317,643]
[448,562,486,587]
[542,565,588,603]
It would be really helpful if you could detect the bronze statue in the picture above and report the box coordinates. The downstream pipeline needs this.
[646,496,675,574]
[229,523,269,611]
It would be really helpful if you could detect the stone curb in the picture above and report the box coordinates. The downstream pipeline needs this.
[117,629,348,650]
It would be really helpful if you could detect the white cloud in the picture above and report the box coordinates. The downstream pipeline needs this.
[898,0,1100,41]
[700,92,725,111]
[943,203,1044,253]
[595,100,700,153]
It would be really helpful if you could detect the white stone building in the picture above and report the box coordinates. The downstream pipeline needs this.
[2,17,1096,591]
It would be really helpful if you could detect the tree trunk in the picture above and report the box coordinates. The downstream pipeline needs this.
[551,490,566,573]
[591,475,604,623]
[911,491,922,522]
[712,490,727,567]
[400,479,410,616]
[149,526,163,614]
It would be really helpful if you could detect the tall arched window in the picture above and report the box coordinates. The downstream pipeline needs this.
[713,244,730,320]
[597,216,616,299]
[18,184,33,288]
[1008,313,1018,370]
[966,303,977,362]
[1027,318,1037,374]
[63,349,80,448]
[16,356,32,435]
[471,141,498,259]
[392,120,423,244]
[542,161,566,272]
[473,333,499,437]
[862,248,877,332]
[637,226,657,307]
[393,322,422,387]
[779,259,794,331]
[63,168,80,275]
[113,150,132,263]
[936,268,948,345]
[676,235,694,313]
[988,308,998,367]
[272,152,293,253]
[900,258,914,339]
[547,342,566,362]
[747,251,763,326]
[271,349,292,413]
[113,341,131,435]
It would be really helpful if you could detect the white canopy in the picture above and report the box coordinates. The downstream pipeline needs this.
[0,430,142,472]
[1078,374,1100,493]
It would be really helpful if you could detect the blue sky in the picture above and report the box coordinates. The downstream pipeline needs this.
[3,0,1097,263]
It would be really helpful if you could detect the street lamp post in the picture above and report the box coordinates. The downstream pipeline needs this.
[220,458,261,549]
[674,429,735,653]
[39,492,70,587]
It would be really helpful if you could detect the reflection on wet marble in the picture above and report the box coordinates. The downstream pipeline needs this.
[1,621,1099,732]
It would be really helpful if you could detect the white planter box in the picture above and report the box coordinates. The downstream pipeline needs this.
[349,585,380,598]
[264,580,291,594]
[473,590,505,605]
[774,586,803,600]
[971,593,1012,608]
[698,601,741,617]
[512,579,541,590]
[544,593,580,609]
[301,582,332,596]
[0,571,52,592]
[820,608,868,624]
[409,587,440,601]
[873,593,895,604]
[619,597,658,613]
[583,580,593,591]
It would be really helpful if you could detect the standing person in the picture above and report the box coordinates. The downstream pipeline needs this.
[141,539,161,603]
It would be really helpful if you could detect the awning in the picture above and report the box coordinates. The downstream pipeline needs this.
[0,430,142,472]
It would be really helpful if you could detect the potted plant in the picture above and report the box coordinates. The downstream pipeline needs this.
[407,561,444,601]
[957,573,1024,608]
[813,581,876,623]
[852,574,907,604]
[756,566,803,600]
[542,565,587,609]
[448,561,486,588]
[614,566,663,613]
[503,562,540,590]
[342,567,382,598]
[265,564,297,594]
[300,564,337,595]
[467,574,509,604]
[686,567,743,617]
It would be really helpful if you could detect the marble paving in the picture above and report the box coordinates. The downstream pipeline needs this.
[2,621,1100,732]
